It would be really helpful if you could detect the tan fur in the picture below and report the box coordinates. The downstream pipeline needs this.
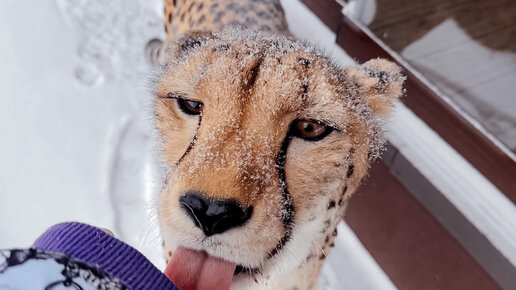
[164,0,289,39]
[155,1,404,289]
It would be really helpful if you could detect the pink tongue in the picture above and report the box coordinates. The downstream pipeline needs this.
[165,247,236,290]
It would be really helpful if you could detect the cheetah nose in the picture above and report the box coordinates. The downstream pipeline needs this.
[179,191,253,237]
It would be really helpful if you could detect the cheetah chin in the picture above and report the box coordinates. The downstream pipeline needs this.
[154,1,405,289]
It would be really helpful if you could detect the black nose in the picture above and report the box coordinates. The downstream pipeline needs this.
[179,191,253,237]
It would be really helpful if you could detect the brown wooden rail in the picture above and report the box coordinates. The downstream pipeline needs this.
[346,162,501,289]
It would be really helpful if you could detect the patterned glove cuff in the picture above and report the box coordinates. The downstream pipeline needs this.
[34,222,177,290]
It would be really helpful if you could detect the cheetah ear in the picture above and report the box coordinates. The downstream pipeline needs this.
[346,58,405,118]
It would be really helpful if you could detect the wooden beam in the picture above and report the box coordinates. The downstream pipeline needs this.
[299,0,343,33]
[345,162,501,290]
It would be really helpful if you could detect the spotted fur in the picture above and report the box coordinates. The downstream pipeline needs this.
[156,1,404,289]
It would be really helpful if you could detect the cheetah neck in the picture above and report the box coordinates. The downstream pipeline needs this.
[231,224,339,290]
[164,0,290,40]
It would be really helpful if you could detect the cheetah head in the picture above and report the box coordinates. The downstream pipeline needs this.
[155,30,404,289]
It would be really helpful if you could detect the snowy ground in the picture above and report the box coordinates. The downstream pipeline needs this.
[0,0,394,289]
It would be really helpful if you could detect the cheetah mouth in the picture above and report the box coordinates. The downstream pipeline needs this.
[165,246,260,290]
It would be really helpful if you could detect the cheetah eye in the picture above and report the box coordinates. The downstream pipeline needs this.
[177,98,203,115]
[291,120,334,141]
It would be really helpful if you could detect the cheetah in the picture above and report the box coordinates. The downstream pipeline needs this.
[154,1,404,289]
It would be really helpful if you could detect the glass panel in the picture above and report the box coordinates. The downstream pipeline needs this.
[348,0,516,153]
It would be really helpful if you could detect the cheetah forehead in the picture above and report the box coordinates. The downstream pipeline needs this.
[162,29,330,71]
[157,29,390,158]
[159,29,359,110]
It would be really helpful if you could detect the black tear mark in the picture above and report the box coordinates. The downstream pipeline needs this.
[168,13,172,23]
[346,164,354,178]
[332,228,338,236]
[297,57,311,67]
[268,233,290,258]
[329,242,335,248]
[267,132,295,259]
[176,114,202,166]
[328,200,336,209]
[342,186,348,197]
[338,197,343,206]
[319,254,326,260]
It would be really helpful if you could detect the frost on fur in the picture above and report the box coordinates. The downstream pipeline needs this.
[155,27,405,290]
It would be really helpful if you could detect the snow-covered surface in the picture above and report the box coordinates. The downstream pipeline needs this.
[0,0,395,289]
[0,0,166,262]
[402,19,516,153]
[317,222,396,290]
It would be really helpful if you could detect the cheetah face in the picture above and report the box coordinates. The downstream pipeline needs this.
[155,30,403,286]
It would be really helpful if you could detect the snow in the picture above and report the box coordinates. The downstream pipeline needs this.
[0,0,394,289]
[0,0,165,263]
